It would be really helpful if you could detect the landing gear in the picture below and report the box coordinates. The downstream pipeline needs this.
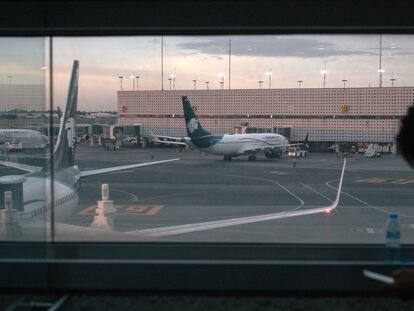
[224,155,232,161]
[248,155,257,161]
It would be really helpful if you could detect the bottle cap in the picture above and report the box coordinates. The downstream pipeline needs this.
[390,214,398,219]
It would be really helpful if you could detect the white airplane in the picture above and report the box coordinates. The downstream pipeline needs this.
[0,60,179,227]
[182,96,307,161]
[0,129,48,150]
[149,132,190,149]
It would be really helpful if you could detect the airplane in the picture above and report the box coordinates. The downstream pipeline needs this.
[0,129,49,150]
[182,96,306,161]
[149,132,190,149]
[0,60,179,227]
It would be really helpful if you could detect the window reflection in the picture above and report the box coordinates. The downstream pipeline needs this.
[0,37,48,241]
[1,35,414,243]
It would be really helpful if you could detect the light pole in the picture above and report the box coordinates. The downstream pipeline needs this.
[136,76,140,90]
[297,80,303,88]
[218,73,225,90]
[193,74,197,90]
[130,73,136,90]
[266,69,272,89]
[118,76,123,90]
[7,75,12,84]
[379,34,383,88]
[390,78,396,87]
[377,68,385,88]
[168,78,172,90]
[205,81,209,90]
[170,73,176,90]
[258,80,263,89]
[320,65,327,88]
[342,79,347,88]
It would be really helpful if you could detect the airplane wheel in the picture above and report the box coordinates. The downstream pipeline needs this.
[248,155,257,161]
[224,155,232,161]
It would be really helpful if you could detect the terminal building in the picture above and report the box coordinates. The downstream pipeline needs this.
[117,87,414,148]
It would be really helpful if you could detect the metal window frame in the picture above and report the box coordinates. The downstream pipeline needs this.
[0,0,413,292]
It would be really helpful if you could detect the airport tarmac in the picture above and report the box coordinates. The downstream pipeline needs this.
[57,144,414,243]
[1,144,413,243]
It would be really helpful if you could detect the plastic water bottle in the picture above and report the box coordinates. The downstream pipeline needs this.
[386,214,401,262]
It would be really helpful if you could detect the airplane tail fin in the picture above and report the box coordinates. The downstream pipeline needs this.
[53,60,79,170]
[182,96,212,139]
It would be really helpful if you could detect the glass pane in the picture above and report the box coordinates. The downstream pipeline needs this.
[52,35,414,244]
[0,37,49,241]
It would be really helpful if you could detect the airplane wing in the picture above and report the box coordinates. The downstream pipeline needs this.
[0,160,43,173]
[80,158,179,177]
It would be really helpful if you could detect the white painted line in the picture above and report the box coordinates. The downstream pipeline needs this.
[269,171,287,175]
[366,228,375,234]
[299,182,333,203]
[326,178,414,219]
[127,159,347,237]
[111,189,138,201]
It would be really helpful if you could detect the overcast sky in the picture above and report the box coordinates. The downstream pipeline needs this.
[1,35,414,111]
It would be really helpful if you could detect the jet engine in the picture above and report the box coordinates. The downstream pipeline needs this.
[265,148,283,159]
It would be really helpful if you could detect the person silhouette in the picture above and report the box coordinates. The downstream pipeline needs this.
[386,104,414,298]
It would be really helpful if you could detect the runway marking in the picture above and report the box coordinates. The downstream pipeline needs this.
[326,180,414,219]
[354,177,414,185]
[205,172,305,209]
[127,159,347,237]
[111,189,138,201]
[299,182,338,214]
[299,182,333,203]
[79,205,96,215]
[269,171,287,175]
[78,204,163,215]
[366,228,375,234]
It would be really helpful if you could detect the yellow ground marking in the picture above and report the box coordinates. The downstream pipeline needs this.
[79,205,97,215]
[146,205,163,215]
[126,205,149,213]
[78,204,163,215]
[354,177,414,185]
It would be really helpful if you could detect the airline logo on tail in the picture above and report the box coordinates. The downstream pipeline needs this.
[66,117,75,148]
[187,118,199,133]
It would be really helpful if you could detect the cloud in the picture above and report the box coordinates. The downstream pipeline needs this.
[176,37,378,58]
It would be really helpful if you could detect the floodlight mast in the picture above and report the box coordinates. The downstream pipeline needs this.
[170,71,176,90]
[266,69,272,89]
[320,64,327,88]
[218,73,225,90]
[379,34,383,88]
[130,73,136,90]
[193,74,197,90]
[118,76,123,90]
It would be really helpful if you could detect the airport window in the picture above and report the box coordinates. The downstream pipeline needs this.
[0,33,413,252]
